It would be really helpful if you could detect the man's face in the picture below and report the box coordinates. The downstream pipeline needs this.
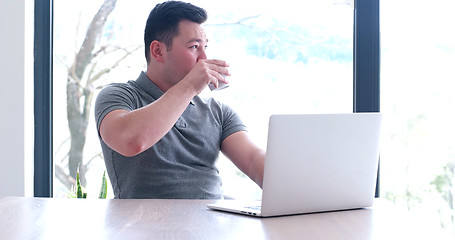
[162,20,208,85]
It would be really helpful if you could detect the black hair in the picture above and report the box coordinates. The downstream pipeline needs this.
[144,1,208,63]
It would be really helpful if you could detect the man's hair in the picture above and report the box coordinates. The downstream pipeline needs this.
[144,1,208,63]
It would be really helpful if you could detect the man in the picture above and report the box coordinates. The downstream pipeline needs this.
[95,1,264,199]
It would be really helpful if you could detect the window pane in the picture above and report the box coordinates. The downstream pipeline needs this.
[381,0,455,236]
[53,0,353,199]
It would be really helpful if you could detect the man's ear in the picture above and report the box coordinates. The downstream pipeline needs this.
[150,40,165,63]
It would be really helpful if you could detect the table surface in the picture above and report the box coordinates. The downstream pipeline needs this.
[0,197,445,240]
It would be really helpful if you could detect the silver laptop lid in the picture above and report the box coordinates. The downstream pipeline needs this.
[261,113,382,217]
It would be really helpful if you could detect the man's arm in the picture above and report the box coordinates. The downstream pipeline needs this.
[99,59,229,157]
[99,81,196,157]
[221,131,265,188]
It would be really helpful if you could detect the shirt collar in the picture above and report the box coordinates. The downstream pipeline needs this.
[136,71,194,105]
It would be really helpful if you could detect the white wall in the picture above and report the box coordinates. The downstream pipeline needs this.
[0,0,34,197]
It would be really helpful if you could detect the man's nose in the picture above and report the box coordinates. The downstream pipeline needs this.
[198,48,207,61]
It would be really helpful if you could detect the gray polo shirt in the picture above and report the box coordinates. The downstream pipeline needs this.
[94,72,246,199]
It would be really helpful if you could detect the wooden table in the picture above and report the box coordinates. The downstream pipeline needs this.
[0,197,444,240]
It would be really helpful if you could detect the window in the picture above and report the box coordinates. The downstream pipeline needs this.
[199,0,354,198]
[49,0,354,199]
[38,0,384,201]
[380,0,455,235]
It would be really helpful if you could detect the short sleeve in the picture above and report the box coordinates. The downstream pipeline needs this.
[220,102,247,141]
[94,84,137,135]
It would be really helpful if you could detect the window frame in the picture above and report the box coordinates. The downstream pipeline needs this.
[353,0,381,197]
[34,0,53,197]
[33,0,380,197]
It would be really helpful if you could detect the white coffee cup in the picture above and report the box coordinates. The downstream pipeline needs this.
[208,74,229,91]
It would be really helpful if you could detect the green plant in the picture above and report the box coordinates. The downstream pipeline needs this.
[98,171,108,199]
[67,168,108,199]
[76,169,87,198]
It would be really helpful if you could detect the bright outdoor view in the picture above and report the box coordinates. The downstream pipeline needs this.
[380,0,455,236]
[53,0,454,237]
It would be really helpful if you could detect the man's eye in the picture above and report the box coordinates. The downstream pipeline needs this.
[190,45,198,49]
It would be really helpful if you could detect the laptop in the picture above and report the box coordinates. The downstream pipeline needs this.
[207,113,382,217]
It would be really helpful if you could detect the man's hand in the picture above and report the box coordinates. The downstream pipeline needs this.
[181,59,230,94]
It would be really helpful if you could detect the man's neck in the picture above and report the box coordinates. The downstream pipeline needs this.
[145,70,172,93]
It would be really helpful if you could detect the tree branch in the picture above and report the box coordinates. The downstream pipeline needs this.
[55,164,76,190]
[72,0,117,79]
[206,15,260,26]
